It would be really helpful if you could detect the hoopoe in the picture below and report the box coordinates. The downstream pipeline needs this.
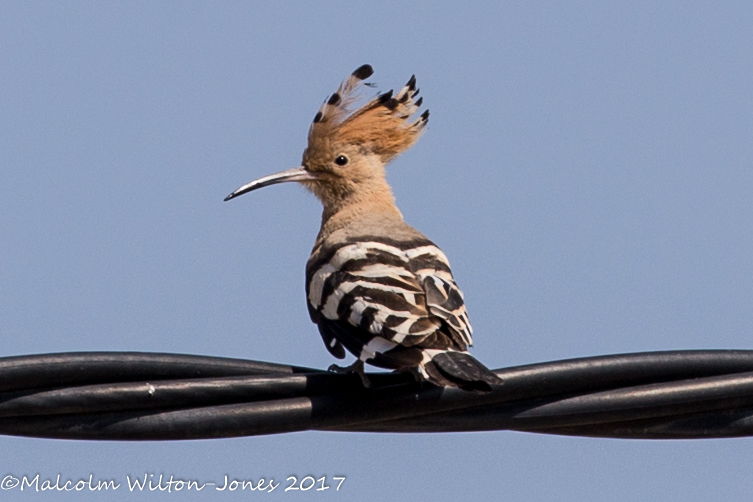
[225,65,503,391]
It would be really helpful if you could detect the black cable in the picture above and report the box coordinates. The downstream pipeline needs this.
[0,350,752,440]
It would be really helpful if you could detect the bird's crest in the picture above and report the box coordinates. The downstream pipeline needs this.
[307,64,429,163]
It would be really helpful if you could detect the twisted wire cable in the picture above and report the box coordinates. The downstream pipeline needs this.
[0,350,752,440]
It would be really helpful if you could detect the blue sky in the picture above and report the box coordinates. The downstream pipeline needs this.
[1,2,752,500]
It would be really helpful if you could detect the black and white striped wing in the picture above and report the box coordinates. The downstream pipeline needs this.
[403,245,473,347]
[306,241,473,363]
[417,269,473,348]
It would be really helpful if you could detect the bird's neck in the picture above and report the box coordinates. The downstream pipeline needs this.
[316,185,403,246]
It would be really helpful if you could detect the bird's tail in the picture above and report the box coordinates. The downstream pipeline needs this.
[420,350,504,392]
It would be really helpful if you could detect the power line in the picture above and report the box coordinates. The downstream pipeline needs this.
[0,351,752,440]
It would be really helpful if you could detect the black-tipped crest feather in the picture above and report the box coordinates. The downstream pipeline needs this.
[351,64,374,80]
[306,67,430,162]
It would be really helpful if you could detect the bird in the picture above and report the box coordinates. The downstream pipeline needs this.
[225,64,503,391]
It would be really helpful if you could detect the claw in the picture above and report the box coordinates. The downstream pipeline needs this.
[328,360,371,388]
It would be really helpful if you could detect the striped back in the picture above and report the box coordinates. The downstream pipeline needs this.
[305,233,473,368]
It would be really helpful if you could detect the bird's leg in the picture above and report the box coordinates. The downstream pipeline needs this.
[328,360,371,388]
[407,367,424,383]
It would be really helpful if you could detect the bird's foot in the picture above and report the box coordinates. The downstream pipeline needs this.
[328,360,371,388]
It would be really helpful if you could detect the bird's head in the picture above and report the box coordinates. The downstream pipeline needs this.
[225,64,429,213]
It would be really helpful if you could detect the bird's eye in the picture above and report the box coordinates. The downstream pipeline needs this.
[334,155,349,166]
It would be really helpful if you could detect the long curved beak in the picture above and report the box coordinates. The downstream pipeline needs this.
[224,167,318,201]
